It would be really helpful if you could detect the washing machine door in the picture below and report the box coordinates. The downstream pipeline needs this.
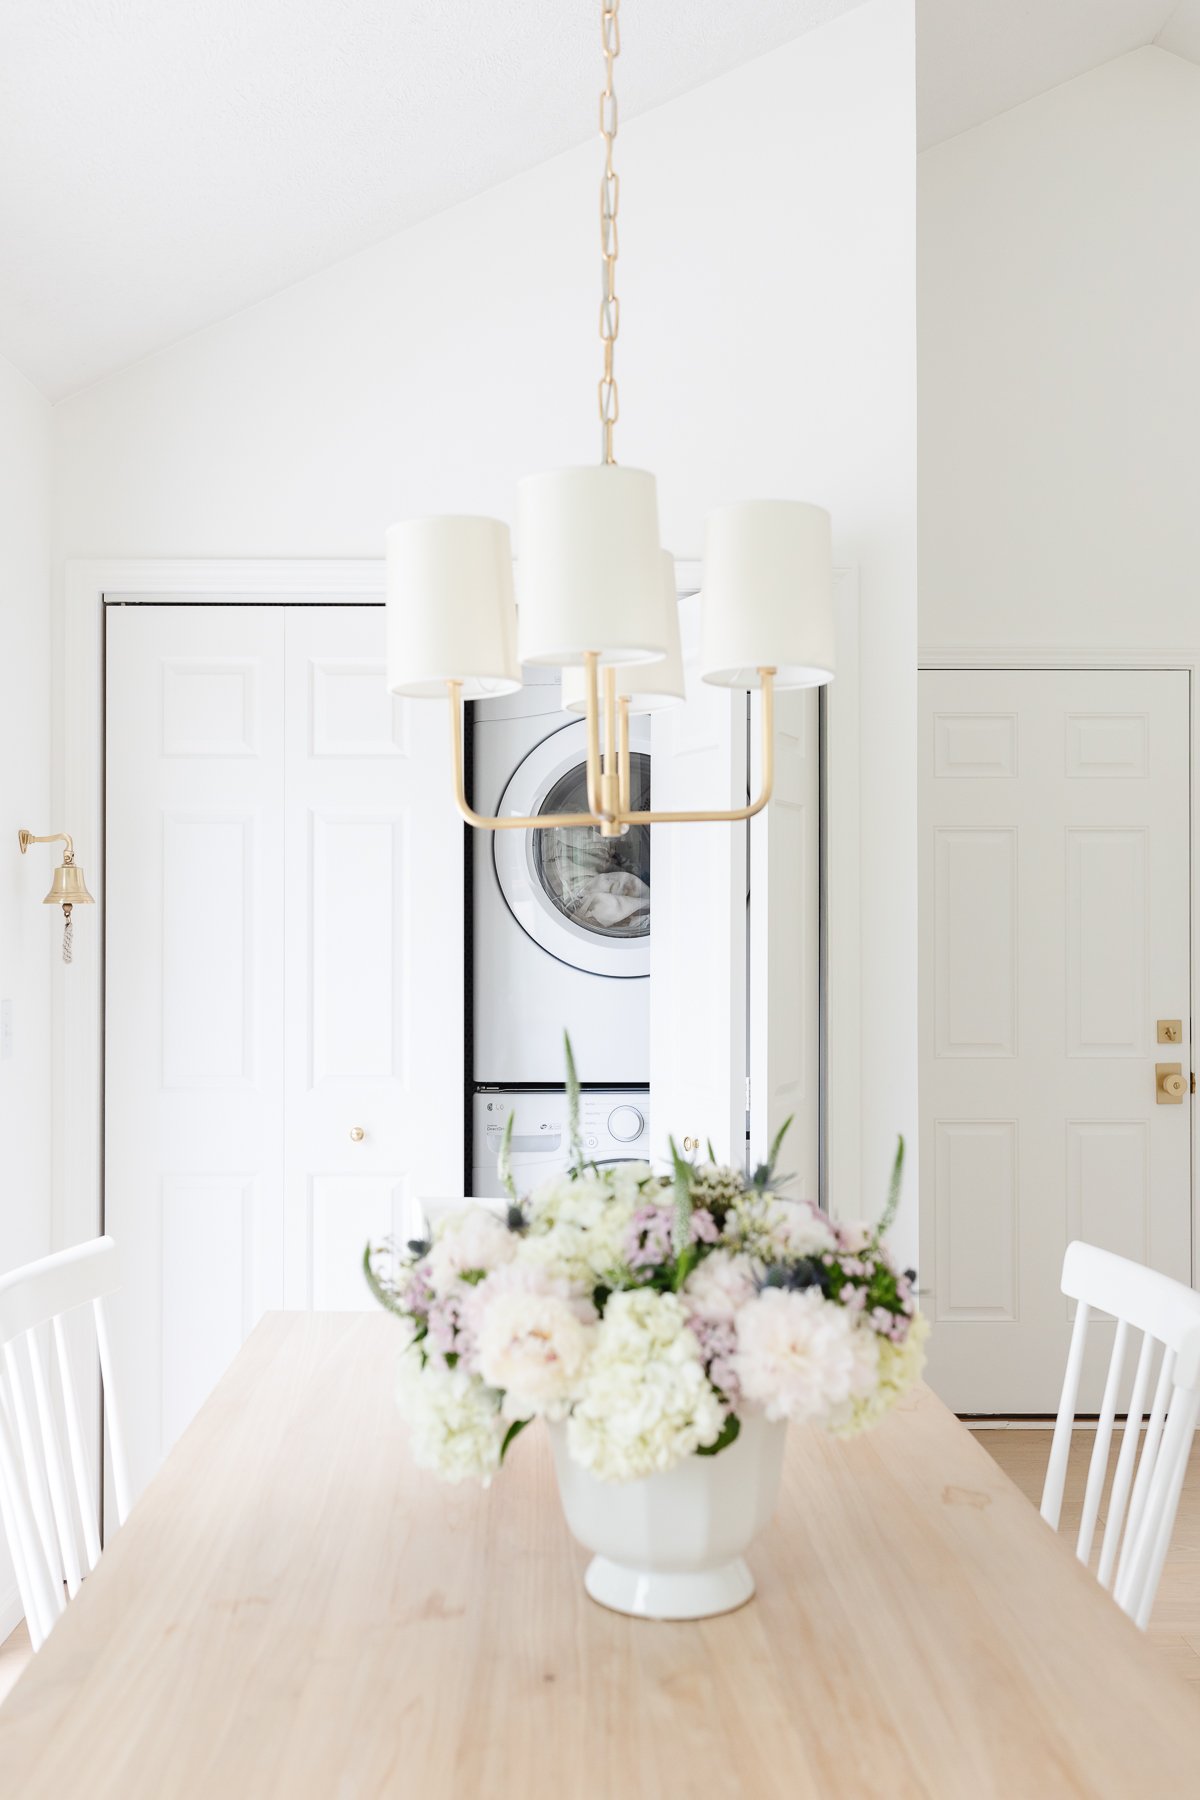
[493,717,651,978]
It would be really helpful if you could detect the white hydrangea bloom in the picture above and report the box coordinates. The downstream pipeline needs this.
[393,1350,507,1484]
[463,1259,594,1335]
[566,1289,724,1482]
[728,1194,837,1266]
[522,1169,641,1288]
[424,1206,517,1292]
[681,1249,757,1323]
[733,1287,879,1425]
[829,1312,929,1437]
[604,1161,666,1207]
[477,1291,596,1422]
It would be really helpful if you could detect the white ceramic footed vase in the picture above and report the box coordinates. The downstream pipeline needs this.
[549,1411,786,1620]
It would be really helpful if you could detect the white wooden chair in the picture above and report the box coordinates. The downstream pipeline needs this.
[1040,1240,1200,1630]
[0,1236,130,1650]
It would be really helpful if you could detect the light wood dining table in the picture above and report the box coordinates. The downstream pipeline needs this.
[0,1312,1196,1798]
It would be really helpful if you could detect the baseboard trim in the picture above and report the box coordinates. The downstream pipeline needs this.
[0,1585,24,1646]
[963,1416,1113,1430]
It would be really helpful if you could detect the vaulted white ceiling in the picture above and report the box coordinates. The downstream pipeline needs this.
[918,0,1200,149]
[0,0,864,400]
[5,2,1198,400]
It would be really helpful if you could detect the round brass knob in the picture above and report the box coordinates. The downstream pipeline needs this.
[682,1135,699,1152]
[349,1126,365,1143]
[1161,1073,1186,1101]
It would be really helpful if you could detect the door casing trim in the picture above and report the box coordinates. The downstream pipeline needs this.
[60,560,392,1256]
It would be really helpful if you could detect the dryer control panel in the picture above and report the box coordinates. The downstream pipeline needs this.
[472,1087,651,1200]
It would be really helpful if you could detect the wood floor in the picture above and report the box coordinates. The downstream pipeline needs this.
[2,1430,1199,1711]
[976,1426,1200,1690]
[0,1622,30,1709]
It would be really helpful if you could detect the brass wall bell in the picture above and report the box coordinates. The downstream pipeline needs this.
[18,830,95,963]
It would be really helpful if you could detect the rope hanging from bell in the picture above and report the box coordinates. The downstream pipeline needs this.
[62,903,74,965]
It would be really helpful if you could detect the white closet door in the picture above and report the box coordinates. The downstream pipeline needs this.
[281,608,462,1310]
[920,668,1192,1412]
[106,606,287,1501]
[650,595,747,1166]
[106,602,463,1502]
[748,687,820,1199]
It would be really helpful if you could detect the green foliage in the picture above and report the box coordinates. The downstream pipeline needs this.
[669,1134,694,1261]
[768,1112,794,1174]
[671,1244,698,1293]
[500,1417,531,1463]
[497,1109,518,1204]
[362,1243,409,1318]
[872,1136,905,1246]
[823,1243,906,1322]
[696,1413,741,1457]
[748,1112,795,1195]
[563,1030,585,1174]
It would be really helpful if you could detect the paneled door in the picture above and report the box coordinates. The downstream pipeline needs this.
[106,603,462,1500]
[919,670,1192,1412]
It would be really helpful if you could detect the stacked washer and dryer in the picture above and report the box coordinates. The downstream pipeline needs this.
[471,668,652,1196]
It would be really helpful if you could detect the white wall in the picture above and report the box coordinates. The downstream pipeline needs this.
[55,1,918,1256]
[0,352,54,1633]
[920,46,1200,649]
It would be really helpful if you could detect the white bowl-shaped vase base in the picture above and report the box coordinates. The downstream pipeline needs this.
[583,1552,756,1621]
[550,1410,786,1623]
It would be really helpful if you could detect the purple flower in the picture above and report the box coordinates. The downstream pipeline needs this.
[625,1203,675,1269]
[688,1314,741,1407]
[425,1287,477,1368]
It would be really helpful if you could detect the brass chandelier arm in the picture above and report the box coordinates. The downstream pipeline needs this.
[446,681,598,831]
[445,669,776,832]
[618,669,777,825]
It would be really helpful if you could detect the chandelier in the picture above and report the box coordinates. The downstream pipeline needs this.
[385,0,835,837]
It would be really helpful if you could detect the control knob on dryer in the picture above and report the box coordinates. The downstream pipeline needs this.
[607,1105,645,1143]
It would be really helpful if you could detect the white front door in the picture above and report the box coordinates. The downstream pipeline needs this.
[105,603,463,1499]
[919,669,1192,1412]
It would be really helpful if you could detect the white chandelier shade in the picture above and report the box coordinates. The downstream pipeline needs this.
[560,550,686,716]
[515,465,667,668]
[380,7,835,837]
[386,515,521,699]
[700,499,835,691]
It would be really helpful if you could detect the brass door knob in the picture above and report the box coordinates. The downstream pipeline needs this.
[349,1126,365,1142]
[1156,1066,1186,1105]
[682,1135,699,1152]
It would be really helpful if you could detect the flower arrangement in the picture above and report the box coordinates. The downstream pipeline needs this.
[365,1039,926,1487]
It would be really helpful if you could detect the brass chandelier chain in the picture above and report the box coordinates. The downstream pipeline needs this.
[599,0,621,464]
[438,0,781,838]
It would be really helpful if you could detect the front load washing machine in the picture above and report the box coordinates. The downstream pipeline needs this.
[472,1088,651,1199]
[472,671,650,1084]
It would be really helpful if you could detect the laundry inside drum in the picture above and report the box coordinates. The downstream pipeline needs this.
[533,753,651,939]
